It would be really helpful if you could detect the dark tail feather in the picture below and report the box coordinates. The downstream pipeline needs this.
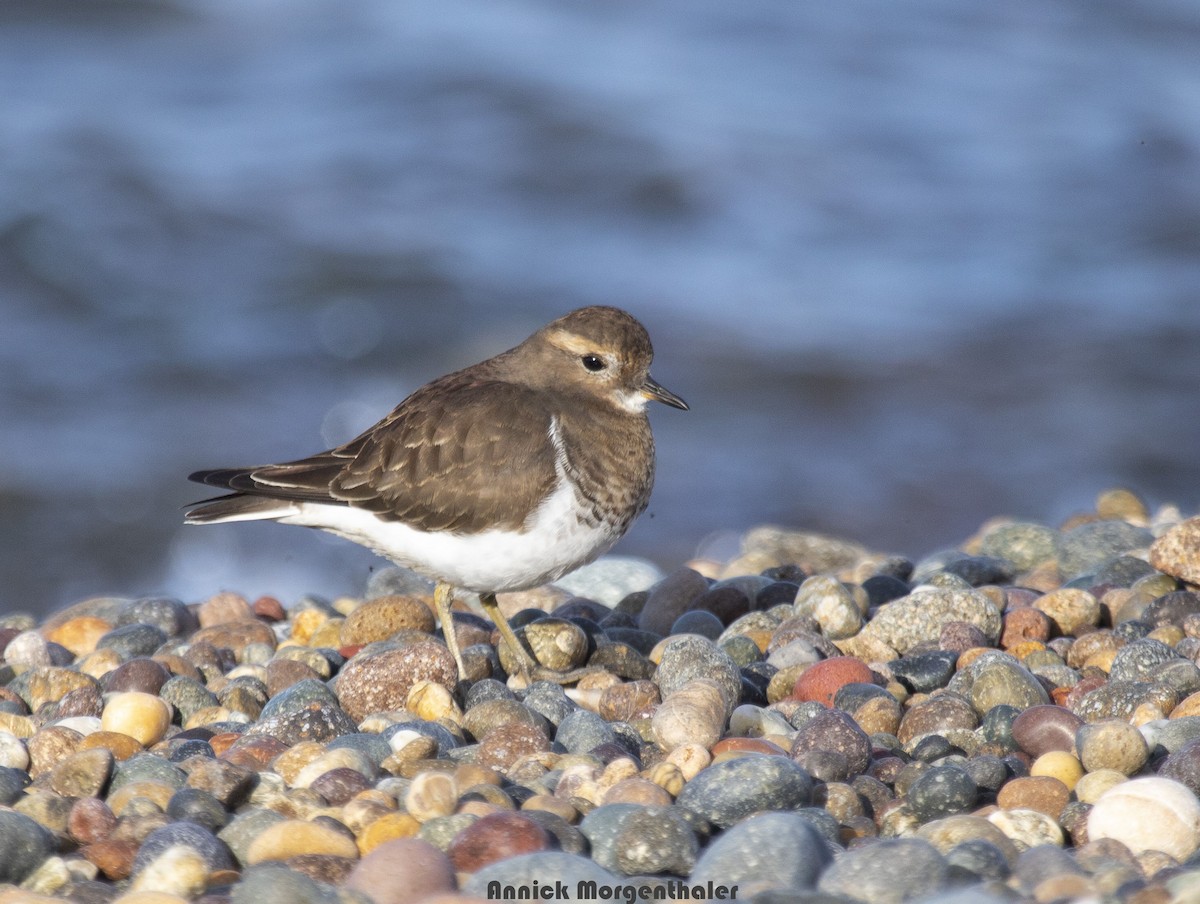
[184,494,293,524]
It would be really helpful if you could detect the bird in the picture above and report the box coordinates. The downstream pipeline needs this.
[185,305,688,684]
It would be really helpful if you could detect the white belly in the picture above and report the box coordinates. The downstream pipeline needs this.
[279,477,623,592]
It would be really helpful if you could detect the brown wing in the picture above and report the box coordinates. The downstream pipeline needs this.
[189,374,558,534]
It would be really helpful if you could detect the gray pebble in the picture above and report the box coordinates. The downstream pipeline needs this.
[232,863,342,904]
[676,753,813,828]
[690,812,832,892]
[638,568,709,637]
[555,708,616,754]
[132,820,235,875]
[96,622,168,659]
[1056,520,1154,580]
[670,609,725,640]
[818,837,950,903]
[0,810,54,883]
[653,634,742,718]
[612,806,698,876]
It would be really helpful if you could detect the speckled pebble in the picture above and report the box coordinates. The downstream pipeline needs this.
[336,642,457,723]
[608,806,697,876]
[653,634,741,718]
[818,838,950,903]
[690,811,832,893]
[677,752,812,827]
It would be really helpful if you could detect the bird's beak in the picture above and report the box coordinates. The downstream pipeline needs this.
[641,374,689,410]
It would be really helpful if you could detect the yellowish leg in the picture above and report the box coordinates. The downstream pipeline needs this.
[479,591,540,682]
[434,582,468,680]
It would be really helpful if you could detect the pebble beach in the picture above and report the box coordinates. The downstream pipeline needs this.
[6,489,1200,903]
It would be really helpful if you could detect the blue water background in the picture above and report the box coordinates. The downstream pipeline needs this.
[3,0,1200,614]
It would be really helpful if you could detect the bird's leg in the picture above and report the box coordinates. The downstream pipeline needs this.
[478,591,540,682]
[435,582,468,680]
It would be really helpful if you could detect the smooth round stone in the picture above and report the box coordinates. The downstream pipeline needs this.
[516,683,573,729]
[907,764,978,823]
[0,765,29,806]
[340,595,436,645]
[609,806,697,876]
[132,821,234,876]
[465,851,621,903]
[1073,679,1176,722]
[897,695,977,746]
[336,642,457,723]
[1030,751,1084,790]
[979,518,1056,566]
[651,679,728,751]
[818,838,950,903]
[120,597,198,638]
[791,709,871,779]
[691,585,752,627]
[345,838,456,904]
[855,587,1002,655]
[44,615,112,657]
[689,811,831,893]
[1088,776,1200,859]
[246,819,359,864]
[945,838,1012,883]
[862,573,911,607]
[793,576,863,640]
[246,678,357,745]
[941,555,1017,587]
[1076,719,1149,775]
[1010,704,1083,757]
[159,676,219,723]
[889,651,958,694]
[1073,769,1127,805]
[1000,608,1052,649]
[232,862,342,904]
[670,609,724,640]
[48,747,113,798]
[101,658,171,696]
[1010,844,1087,897]
[791,657,874,707]
[987,808,1064,850]
[101,692,172,747]
[1162,741,1200,798]
[554,709,616,755]
[67,796,117,846]
[15,666,100,711]
[130,844,210,898]
[464,698,549,741]
[448,811,550,872]
[96,623,168,660]
[653,635,741,718]
[996,776,1070,820]
[477,722,552,772]
[218,808,287,866]
[916,814,1019,864]
[1142,716,1200,754]
[676,753,812,828]
[1108,637,1181,683]
[1034,588,1101,636]
[1056,520,1153,580]
[638,568,709,637]
[0,809,54,883]
[967,657,1050,714]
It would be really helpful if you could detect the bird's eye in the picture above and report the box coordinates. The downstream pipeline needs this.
[581,354,606,372]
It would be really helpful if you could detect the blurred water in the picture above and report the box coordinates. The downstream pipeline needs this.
[2,0,1200,615]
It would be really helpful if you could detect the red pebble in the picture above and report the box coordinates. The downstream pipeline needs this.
[791,657,875,707]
